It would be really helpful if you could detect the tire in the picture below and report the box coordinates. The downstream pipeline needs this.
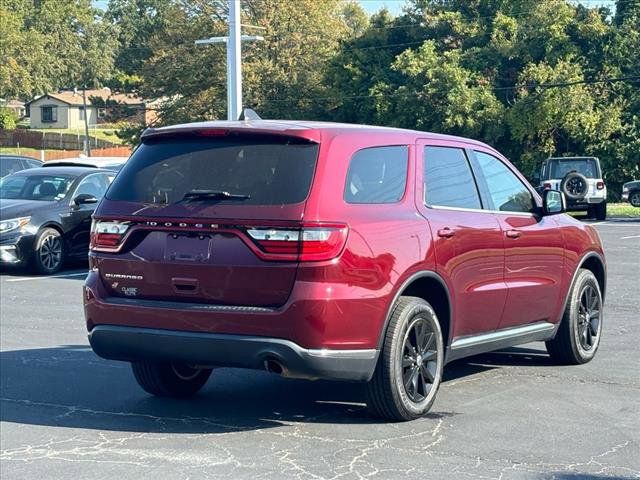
[131,361,212,398]
[32,227,65,274]
[366,296,445,421]
[546,269,603,365]
[560,172,588,200]
[630,191,640,208]
[595,201,607,221]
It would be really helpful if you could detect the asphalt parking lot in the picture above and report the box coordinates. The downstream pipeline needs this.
[1,219,639,480]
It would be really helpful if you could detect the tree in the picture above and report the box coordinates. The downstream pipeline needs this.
[0,0,117,99]
[105,0,173,91]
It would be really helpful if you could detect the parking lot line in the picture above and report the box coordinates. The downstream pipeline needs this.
[620,234,640,240]
[5,272,88,283]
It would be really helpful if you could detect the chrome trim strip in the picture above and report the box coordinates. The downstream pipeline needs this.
[104,296,277,313]
[426,204,536,218]
[305,348,377,359]
[451,321,555,350]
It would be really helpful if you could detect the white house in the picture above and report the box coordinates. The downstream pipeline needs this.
[26,88,155,129]
[26,90,100,129]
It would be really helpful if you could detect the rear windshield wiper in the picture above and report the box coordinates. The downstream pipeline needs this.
[180,189,251,202]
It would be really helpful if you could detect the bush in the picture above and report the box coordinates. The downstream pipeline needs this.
[0,108,17,130]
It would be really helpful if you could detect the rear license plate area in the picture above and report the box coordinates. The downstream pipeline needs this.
[164,234,212,262]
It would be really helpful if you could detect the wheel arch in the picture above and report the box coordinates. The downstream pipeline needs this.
[561,252,606,320]
[376,271,453,352]
[579,252,606,302]
[39,221,65,236]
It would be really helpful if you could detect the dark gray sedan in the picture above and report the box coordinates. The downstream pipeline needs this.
[0,166,114,273]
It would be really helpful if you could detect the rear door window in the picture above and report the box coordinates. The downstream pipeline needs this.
[106,134,319,205]
[344,146,408,204]
[424,146,481,209]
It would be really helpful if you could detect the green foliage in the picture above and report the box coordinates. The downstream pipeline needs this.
[0,107,17,129]
[0,0,118,99]
[1,0,638,191]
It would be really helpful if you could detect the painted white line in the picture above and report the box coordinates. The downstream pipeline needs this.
[591,222,640,227]
[620,235,640,240]
[5,272,88,283]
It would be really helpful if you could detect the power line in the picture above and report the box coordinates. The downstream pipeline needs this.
[249,75,640,106]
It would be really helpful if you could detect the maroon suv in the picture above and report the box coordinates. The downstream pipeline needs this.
[85,121,606,421]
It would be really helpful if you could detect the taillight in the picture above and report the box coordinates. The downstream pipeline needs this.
[596,181,605,190]
[247,225,348,261]
[543,183,552,190]
[90,220,131,251]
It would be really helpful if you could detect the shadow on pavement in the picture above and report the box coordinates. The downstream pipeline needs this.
[0,344,556,434]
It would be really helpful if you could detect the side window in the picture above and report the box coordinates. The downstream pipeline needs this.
[25,159,43,168]
[344,146,408,204]
[474,151,535,213]
[73,174,114,201]
[1,158,23,177]
[424,146,481,209]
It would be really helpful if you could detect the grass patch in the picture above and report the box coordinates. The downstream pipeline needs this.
[30,128,124,144]
[607,203,640,217]
[568,202,640,219]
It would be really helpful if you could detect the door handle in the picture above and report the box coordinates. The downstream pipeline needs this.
[505,230,521,239]
[437,227,455,238]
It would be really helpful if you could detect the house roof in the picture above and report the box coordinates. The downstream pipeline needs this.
[27,88,146,107]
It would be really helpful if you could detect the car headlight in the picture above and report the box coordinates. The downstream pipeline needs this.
[0,217,31,233]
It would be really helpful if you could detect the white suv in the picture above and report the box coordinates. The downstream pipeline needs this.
[535,156,607,220]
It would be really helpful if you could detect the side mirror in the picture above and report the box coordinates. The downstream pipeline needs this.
[542,189,566,215]
[72,193,98,208]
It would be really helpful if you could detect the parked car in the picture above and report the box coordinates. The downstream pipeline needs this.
[621,180,640,207]
[533,156,607,220]
[42,156,128,172]
[0,166,115,273]
[85,120,606,421]
[0,154,43,178]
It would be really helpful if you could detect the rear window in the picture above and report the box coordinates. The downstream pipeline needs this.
[544,158,600,180]
[106,135,319,205]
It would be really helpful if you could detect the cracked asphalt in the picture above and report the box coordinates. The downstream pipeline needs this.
[1,219,639,480]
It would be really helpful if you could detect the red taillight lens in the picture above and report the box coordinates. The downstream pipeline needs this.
[543,183,552,190]
[596,181,605,190]
[247,225,348,261]
[90,220,131,252]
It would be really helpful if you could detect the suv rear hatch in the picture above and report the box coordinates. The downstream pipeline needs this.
[91,130,325,308]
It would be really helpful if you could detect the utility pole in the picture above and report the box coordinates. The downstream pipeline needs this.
[195,0,264,121]
[82,86,91,156]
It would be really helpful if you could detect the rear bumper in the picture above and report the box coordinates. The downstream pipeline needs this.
[89,325,377,381]
[566,196,605,210]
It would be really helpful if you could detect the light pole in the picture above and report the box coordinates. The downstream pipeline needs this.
[195,0,264,121]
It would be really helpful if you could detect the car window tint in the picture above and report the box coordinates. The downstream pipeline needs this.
[74,173,113,200]
[0,174,73,200]
[344,146,408,204]
[424,147,481,209]
[107,135,319,205]
[474,151,535,213]
[25,159,43,168]
[1,158,23,177]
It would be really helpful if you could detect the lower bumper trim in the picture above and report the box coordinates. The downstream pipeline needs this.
[89,325,378,382]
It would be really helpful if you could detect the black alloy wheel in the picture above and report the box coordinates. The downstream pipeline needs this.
[401,318,438,403]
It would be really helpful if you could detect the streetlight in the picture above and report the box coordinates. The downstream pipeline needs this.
[195,0,264,121]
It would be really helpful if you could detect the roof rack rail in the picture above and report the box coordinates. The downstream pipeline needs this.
[239,108,261,121]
